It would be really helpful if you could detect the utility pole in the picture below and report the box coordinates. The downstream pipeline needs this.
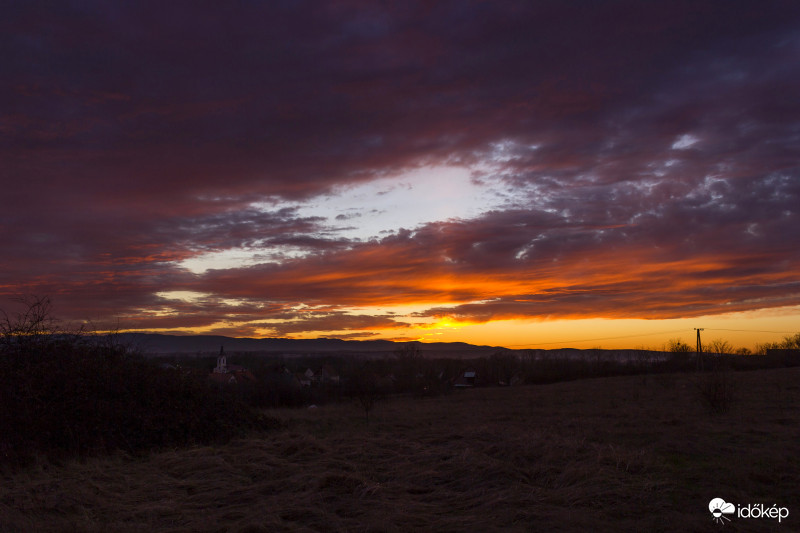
[695,328,704,371]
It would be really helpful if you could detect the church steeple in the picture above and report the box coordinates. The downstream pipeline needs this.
[214,345,227,373]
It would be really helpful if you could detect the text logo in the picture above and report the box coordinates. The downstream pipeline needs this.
[709,497,789,525]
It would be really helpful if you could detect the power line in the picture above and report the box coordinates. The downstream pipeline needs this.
[705,328,796,334]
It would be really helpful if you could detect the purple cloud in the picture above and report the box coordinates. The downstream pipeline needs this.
[1,1,798,335]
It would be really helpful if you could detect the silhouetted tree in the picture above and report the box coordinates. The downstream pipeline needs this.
[488,351,520,385]
[755,333,800,354]
[394,342,423,393]
[346,363,386,423]
[667,338,692,353]
[781,333,800,349]
[707,339,734,355]
[1,295,59,349]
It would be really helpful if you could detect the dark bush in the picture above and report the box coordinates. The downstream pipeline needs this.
[0,298,279,468]
[696,366,736,414]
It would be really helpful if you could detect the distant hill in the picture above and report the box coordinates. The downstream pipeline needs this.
[110,334,675,361]
[114,333,508,357]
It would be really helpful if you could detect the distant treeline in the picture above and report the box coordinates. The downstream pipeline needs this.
[159,338,800,410]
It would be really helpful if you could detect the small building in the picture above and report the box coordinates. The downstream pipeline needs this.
[319,364,340,385]
[296,371,312,387]
[453,368,478,388]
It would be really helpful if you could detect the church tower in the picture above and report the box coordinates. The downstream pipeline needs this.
[214,346,227,373]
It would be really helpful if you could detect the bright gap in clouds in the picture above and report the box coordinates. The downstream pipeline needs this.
[180,166,511,273]
[291,166,507,240]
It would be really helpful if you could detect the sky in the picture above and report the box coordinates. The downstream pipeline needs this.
[2,1,800,351]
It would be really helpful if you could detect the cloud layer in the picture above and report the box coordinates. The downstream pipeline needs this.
[2,1,799,340]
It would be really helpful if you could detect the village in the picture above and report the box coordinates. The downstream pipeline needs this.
[177,344,529,409]
[152,342,800,411]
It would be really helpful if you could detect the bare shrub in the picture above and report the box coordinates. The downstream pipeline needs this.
[0,295,56,335]
[756,334,800,354]
[696,367,736,415]
[345,363,387,423]
[393,342,423,393]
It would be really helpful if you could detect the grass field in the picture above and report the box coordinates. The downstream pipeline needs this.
[2,367,798,532]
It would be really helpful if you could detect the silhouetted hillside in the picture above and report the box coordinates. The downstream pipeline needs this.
[115,333,507,357]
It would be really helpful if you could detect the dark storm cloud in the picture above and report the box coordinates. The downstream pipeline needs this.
[2,0,799,328]
[6,1,797,196]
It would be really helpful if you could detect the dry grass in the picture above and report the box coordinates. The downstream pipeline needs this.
[2,368,799,532]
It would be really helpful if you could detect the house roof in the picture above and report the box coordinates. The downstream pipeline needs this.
[321,364,339,377]
[209,372,238,385]
[208,368,257,385]
[453,368,478,387]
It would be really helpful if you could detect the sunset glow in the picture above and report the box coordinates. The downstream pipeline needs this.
[2,2,799,351]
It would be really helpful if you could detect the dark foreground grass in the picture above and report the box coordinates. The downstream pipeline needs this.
[1,367,798,532]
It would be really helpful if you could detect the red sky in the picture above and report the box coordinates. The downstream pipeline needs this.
[2,1,799,350]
